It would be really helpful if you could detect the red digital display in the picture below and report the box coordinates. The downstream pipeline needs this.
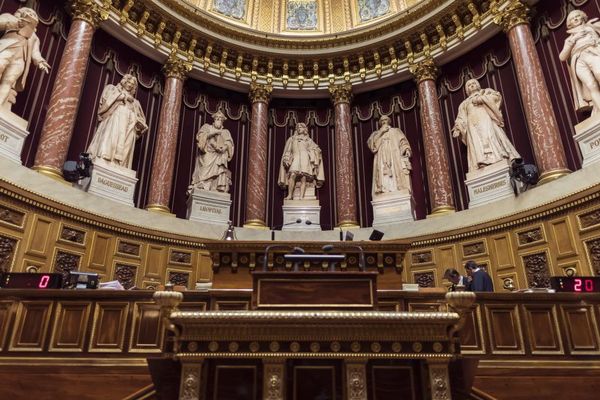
[0,273,63,289]
[551,277,600,293]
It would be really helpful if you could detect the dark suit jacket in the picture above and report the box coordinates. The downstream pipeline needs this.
[469,270,494,292]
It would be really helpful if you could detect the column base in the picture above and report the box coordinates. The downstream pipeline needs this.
[146,203,175,217]
[537,168,571,186]
[427,205,455,218]
[243,219,269,229]
[337,220,360,229]
[32,165,68,184]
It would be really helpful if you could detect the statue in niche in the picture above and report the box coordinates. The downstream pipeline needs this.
[87,74,148,169]
[189,111,234,193]
[452,79,520,173]
[367,115,412,196]
[560,9,600,115]
[0,8,50,109]
[278,122,324,200]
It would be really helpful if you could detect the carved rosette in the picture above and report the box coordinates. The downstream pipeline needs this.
[263,361,285,400]
[0,236,17,272]
[410,58,438,83]
[179,363,202,400]
[70,0,110,28]
[493,0,529,32]
[249,83,272,104]
[523,252,551,288]
[329,83,353,105]
[345,362,367,400]
[163,55,192,80]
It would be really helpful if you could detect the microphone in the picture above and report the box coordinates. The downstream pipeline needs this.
[322,244,365,270]
[291,247,305,254]
[270,219,312,240]
[262,244,294,270]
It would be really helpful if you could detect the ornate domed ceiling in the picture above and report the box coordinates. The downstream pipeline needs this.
[105,0,507,93]
[182,0,426,36]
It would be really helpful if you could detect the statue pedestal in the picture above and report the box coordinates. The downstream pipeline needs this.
[85,159,138,206]
[187,189,231,225]
[465,161,514,208]
[371,190,415,227]
[0,109,28,164]
[574,114,600,168]
[282,199,321,231]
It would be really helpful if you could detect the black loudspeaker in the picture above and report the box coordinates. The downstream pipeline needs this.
[369,230,384,241]
[344,231,354,241]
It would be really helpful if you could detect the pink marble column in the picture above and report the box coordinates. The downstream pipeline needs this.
[495,1,570,184]
[329,83,359,228]
[410,59,455,216]
[33,1,107,180]
[145,58,189,214]
[244,83,272,228]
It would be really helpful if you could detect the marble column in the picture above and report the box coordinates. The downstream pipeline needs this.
[33,0,109,180]
[329,83,359,228]
[244,83,272,228]
[145,57,190,214]
[410,58,455,216]
[494,0,570,184]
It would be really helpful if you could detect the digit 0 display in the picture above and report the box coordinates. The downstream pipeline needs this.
[550,277,600,293]
[0,273,63,289]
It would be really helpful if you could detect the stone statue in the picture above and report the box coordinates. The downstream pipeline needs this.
[452,79,520,173]
[189,111,234,193]
[278,122,324,200]
[560,10,600,115]
[367,115,412,196]
[0,8,50,108]
[86,74,148,169]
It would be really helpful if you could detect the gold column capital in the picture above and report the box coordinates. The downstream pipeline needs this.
[248,83,272,104]
[163,54,192,80]
[329,83,353,105]
[493,0,530,32]
[69,0,110,28]
[409,57,439,84]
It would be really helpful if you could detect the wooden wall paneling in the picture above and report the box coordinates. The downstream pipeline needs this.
[9,300,53,351]
[521,304,564,355]
[144,244,166,281]
[497,271,520,292]
[213,300,250,311]
[547,217,578,261]
[0,301,14,352]
[520,249,552,289]
[370,365,417,400]
[88,301,130,353]
[116,238,143,259]
[408,301,445,312]
[576,206,600,233]
[556,260,582,278]
[461,239,488,259]
[212,365,258,400]
[293,365,336,400]
[515,224,546,249]
[559,304,600,355]
[483,304,525,355]
[52,247,83,280]
[491,233,516,272]
[24,214,55,259]
[88,232,114,273]
[48,301,92,352]
[166,268,191,289]
[169,248,193,266]
[178,302,208,312]
[409,249,435,267]
[459,305,486,355]
[19,257,45,274]
[437,245,457,285]
[113,261,139,290]
[57,222,87,248]
[196,251,214,284]
[412,269,436,288]
[128,301,163,353]
[583,234,600,277]
[378,302,400,312]
[0,201,27,231]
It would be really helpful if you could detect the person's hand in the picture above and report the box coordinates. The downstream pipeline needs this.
[451,126,460,138]
[38,61,50,74]
[17,17,27,29]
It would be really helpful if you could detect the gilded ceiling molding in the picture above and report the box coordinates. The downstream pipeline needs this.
[329,83,353,104]
[492,0,530,32]
[70,0,110,28]
[248,83,272,104]
[409,57,439,83]
[163,54,193,80]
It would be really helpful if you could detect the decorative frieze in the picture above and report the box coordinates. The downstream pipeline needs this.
[0,205,24,226]
[118,240,140,256]
[60,226,85,244]
[463,241,485,257]
[580,209,600,229]
[412,251,433,264]
[170,250,192,264]
[517,227,543,245]
[585,238,600,276]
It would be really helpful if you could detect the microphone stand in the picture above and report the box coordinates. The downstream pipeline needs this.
[270,219,313,240]
[322,244,366,270]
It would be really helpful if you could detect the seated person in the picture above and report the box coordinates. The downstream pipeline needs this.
[443,268,470,291]
[464,260,494,292]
